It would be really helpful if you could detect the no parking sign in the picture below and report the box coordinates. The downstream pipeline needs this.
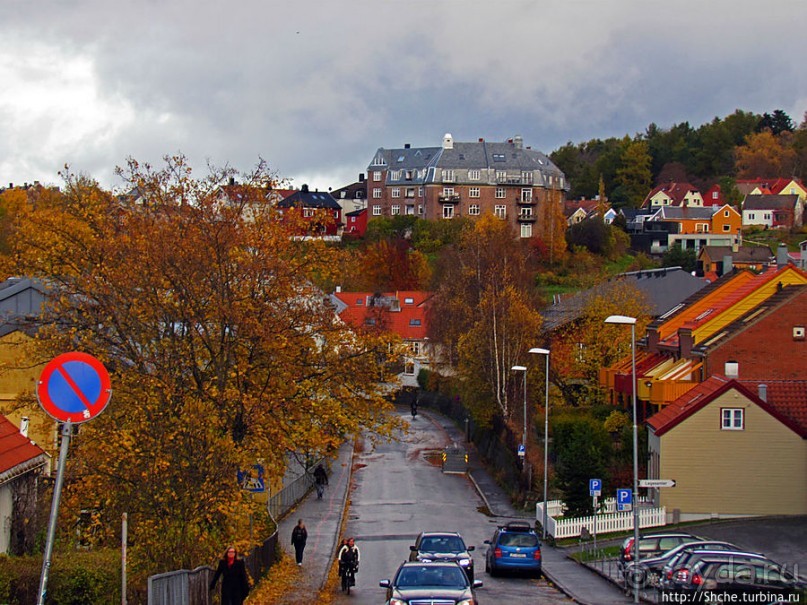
[37,352,112,423]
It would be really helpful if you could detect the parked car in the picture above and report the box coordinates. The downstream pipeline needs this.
[484,520,542,578]
[623,540,739,587]
[660,550,775,594]
[380,561,483,605]
[409,531,476,582]
[664,554,804,600]
[618,532,701,568]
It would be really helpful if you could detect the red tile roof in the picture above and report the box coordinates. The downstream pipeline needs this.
[332,291,432,340]
[0,415,48,479]
[643,182,701,207]
[739,380,807,436]
[647,376,807,438]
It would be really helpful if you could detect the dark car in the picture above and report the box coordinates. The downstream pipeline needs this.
[410,531,476,582]
[484,521,541,578]
[666,555,804,600]
[618,532,701,567]
[661,550,775,594]
[380,561,483,605]
[624,540,739,588]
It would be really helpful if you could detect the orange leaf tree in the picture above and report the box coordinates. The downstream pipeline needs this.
[6,157,400,577]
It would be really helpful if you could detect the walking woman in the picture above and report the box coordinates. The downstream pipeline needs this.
[209,546,250,605]
[291,518,308,565]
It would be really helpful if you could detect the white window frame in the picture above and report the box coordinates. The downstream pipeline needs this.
[468,204,480,216]
[390,170,401,180]
[373,171,382,181]
[442,169,455,182]
[372,205,382,216]
[468,169,480,181]
[495,187,506,199]
[494,205,506,219]
[442,187,455,197]
[521,171,533,184]
[495,170,507,183]
[406,187,415,198]
[372,188,382,199]
[469,187,480,198]
[391,205,400,215]
[721,408,744,430]
[520,207,533,218]
[443,205,455,219]
[520,223,532,238]
[521,188,533,202]
[391,188,400,198]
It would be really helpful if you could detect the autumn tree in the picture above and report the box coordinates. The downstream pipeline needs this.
[549,279,651,406]
[536,187,568,265]
[6,157,400,578]
[734,130,798,178]
[428,214,542,426]
[343,238,431,291]
[615,138,653,208]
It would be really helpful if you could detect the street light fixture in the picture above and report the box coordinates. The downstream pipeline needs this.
[511,365,528,461]
[604,314,640,603]
[529,347,550,541]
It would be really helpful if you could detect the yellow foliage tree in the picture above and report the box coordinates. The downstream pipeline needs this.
[4,157,401,577]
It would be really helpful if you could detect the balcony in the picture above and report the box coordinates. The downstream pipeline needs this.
[517,197,536,205]
[438,193,461,203]
[516,214,536,223]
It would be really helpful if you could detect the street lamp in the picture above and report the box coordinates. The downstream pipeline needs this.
[529,347,550,541]
[511,365,528,460]
[604,314,640,603]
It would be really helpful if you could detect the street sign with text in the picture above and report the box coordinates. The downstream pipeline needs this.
[640,479,676,488]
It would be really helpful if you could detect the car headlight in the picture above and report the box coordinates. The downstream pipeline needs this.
[457,599,476,605]
[389,600,406,605]
[458,558,471,566]
[419,557,432,563]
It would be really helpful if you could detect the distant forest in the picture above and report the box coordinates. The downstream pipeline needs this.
[549,109,807,208]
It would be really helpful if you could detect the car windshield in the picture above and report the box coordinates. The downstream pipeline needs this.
[499,533,538,548]
[420,536,465,552]
[398,566,467,587]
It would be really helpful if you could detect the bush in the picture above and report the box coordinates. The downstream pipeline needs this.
[0,549,122,604]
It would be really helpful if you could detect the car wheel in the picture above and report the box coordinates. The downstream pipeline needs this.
[485,560,490,574]
[489,565,497,578]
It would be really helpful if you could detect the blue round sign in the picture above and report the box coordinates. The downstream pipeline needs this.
[37,352,112,423]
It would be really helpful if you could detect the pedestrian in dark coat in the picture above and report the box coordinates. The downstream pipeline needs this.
[291,518,308,565]
[209,546,250,605]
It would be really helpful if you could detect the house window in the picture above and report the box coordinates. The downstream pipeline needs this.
[521,171,533,184]
[404,361,415,375]
[406,187,415,198]
[442,169,455,182]
[405,205,415,215]
[724,210,730,216]
[722,224,731,232]
[468,169,480,180]
[520,223,532,238]
[411,341,421,355]
[442,187,455,196]
[391,205,400,215]
[714,192,720,200]
[520,207,533,218]
[696,223,709,233]
[404,297,414,305]
[390,170,401,180]
[494,205,506,219]
[391,188,400,198]
[373,188,382,199]
[373,171,382,181]
[468,204,480,216]
[721,408,744,430]
[409,319,422,326]
[405,170,413,180]
[495,170,507,182]
[303,208,314,218]
[418,187,423,197]
[372,205,382,216]
[521,188,533,202]
[443,205,455,219]
[495,187,506,199]
[469,187,480,198]
[365,318,376,326]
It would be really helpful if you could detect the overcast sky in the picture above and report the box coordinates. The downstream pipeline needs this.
[2,0,806,193]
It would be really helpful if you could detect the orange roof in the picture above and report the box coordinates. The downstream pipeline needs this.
[332,291,432,340]
[739,381,807,436]
[647,376,807,438]
[0,415,48,478]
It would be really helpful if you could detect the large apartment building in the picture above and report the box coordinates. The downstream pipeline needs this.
[365,133,568,238]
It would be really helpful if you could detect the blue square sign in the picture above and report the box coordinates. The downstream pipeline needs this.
[617,488,632,511]
[589,478,602,496]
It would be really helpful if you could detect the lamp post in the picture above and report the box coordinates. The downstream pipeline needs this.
[604,314,640,603]
[529,347,550,541]
[511,365,528,462]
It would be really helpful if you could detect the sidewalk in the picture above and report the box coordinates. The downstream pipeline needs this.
[275,440,353,602]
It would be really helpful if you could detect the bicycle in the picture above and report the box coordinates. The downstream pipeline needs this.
[339,562,356,594]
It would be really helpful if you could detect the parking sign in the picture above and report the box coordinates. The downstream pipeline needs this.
[617,488,632,512]
[589,478,602,496]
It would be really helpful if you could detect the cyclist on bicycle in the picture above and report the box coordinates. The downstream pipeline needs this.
[338,537,360,591]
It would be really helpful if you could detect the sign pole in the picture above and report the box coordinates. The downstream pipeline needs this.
[37,420,72,605]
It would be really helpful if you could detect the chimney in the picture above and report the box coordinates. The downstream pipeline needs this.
[777,243,789,267]
[725,361,739,379]
[678,324,694,358]
[404,143,411,149]
[443,133,454,149]
[20,417,29,438]
[358,173,365,182]
[301,184,309,193]
[722,255,733,276]
[646,327,659,353]
[335,285,341,293]
[758,384,767,402]
[514,135,523,150]
[478,138,484,143]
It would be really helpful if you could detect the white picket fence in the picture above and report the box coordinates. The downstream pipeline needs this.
[536,498,666,539]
